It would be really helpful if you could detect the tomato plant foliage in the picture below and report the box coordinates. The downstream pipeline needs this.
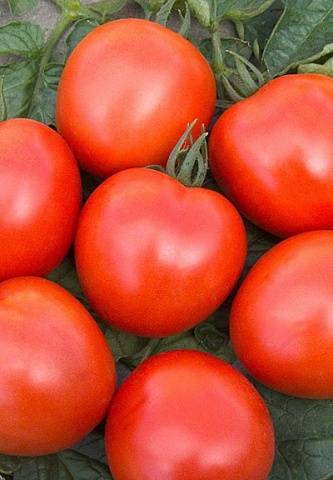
[1,0,333,478]
[0,432,112,480]
[263,0,333,76]
[7,0,39,16]
[257,384,333,480]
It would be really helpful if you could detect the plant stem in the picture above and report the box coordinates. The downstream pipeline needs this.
[210,29,229,100]
[0,75,7,122]
[211,29,226,77]
[27,11,74,116]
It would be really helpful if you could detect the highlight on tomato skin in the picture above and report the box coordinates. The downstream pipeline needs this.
[56,18,216,178]
[0,117,82,282]
[75,167,247,337]
[0,276,116,457]
[230,230,333,399]
[209,73,333,238]
[105,349,275,480]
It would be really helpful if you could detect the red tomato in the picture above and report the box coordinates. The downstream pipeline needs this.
[231,230,333,398]
[75,168,246,337]
[0,276,115,456]
[209,74,333,237]
[0,118,81,281]
[106,350,275,480]
[56,18,216,178]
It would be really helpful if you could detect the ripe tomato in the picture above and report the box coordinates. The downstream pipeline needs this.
[56,18,216,178]
[209,74,333,237]
[231,230,333,399]
[0,276,116,456]
[0,118,81,281]
[75,168,246,337]
[106,350,275,480]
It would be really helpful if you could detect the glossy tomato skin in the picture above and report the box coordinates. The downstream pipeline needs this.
[231,230,333,398]
[75,168,247,337]
[0,276,116,456]
[106,350,275,480]
[0,118,81,281]
[209,74,333,237]
[56,18,216,178]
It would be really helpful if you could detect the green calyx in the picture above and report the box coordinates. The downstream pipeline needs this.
[210,29,266,103]
[166,119,209,188]
[147,120,209,187]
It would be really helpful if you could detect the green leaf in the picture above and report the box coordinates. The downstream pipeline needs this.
[134,0,167,16]
[47,257,85,302]
[187,0,210,27]
[0,76,7,122]
[298,56,333,76]
[0,56,63,124]
[123,331,208,368]
[0,22,44,58]
[155,0,177,25]
[29,62,64,125]
[156,324,234,360]
[255,384,333,480]
[0,60,40,118]
[264,0,333,76]
[245,0,283,50]
[123,320,235,369]
[155,330,206,353]
[7,0,39,16]
[194,323,236,362]
[88,0,127,20]
[178,2,191,37]
[215,0,276,22]
[43,62,64,88]
[245,221,278,274]
[107,309,233,367]
[66,19,101,56]
[105,327,149,362]
[14,432,111,480]
[0,455,21,475]
[0,24,64,125]
[68,431,108,464]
